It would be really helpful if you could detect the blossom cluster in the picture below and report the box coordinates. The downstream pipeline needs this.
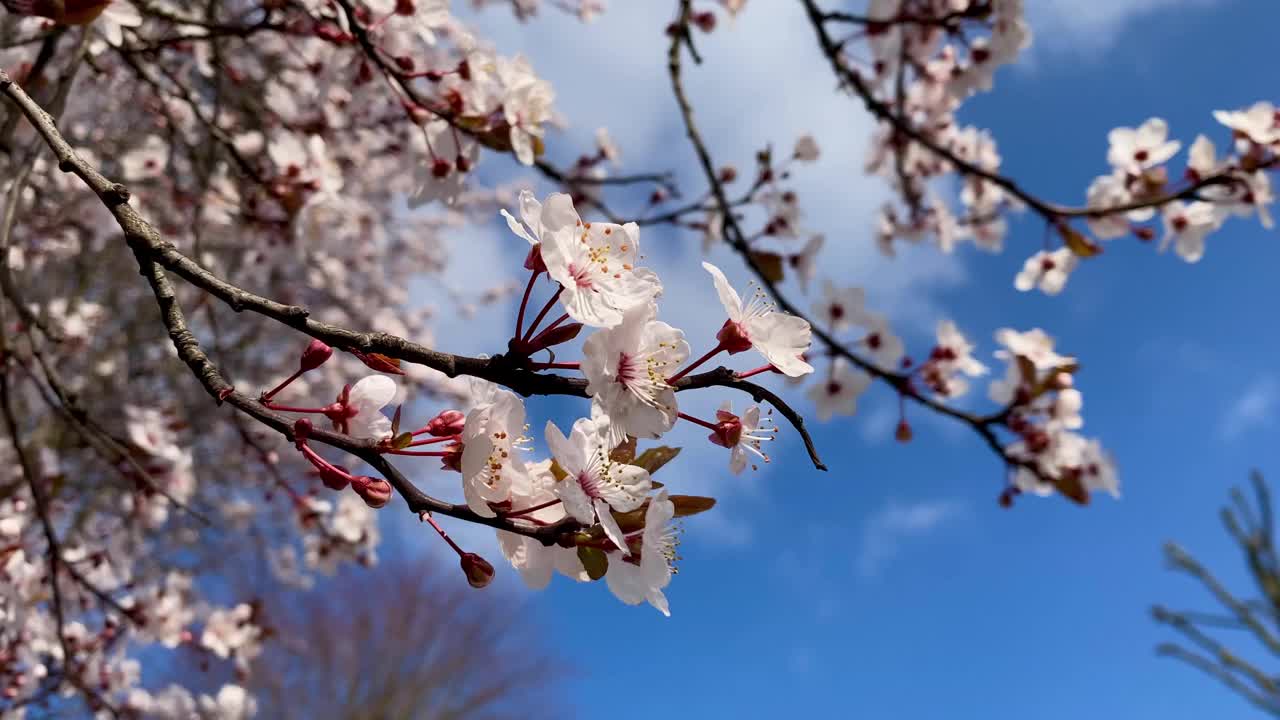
[0,0,1198,716]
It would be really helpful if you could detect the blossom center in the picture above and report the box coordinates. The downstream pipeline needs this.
[567,262,594,289]
[577,470,602,498]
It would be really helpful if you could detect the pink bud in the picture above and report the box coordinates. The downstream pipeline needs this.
[353,476,393,508]
[460,552,495,588]
[425,410,465,437]
[293,418,313,448]
[319,464,351,491]
[715,319,753,354]
[300,339,333,372]
[895,420,913,443]
[527,322,583,351]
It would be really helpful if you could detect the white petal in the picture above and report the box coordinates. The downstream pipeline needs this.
[349,375,397,412]
[501,209,537,245]
[702,261,744,322]
[594,498,630,556]
[544,420,584,475]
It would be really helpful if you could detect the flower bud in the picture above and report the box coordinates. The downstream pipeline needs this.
[895,419,913,443]
[293,418,313,449]
[319,464,351,491]
[460,552,495,588]
[425,410,465,437]
[527,322,583,351]
[353,476,393,509]
[299,339,333,372]
[693,11,716,32]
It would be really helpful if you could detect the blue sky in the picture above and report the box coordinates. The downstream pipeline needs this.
[388,1,1280,718]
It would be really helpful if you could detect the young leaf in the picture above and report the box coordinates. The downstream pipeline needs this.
[670,495,716,518]
[633,446,681,474]
[1059,225,1102,258]
[750,251,785,283]
[610,436,637,464]
[348,349,407,376]
[549,460,568,482]
[577,546,608,581]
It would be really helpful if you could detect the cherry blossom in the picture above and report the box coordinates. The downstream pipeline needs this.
[1213,101,1280,148]
[807,359,872,421]
[1160,201,1221,263]
[813,280,875,333]
[1014,248,1078,295]
[459,384,530,518]
[1107,117,1181,175]
[495,460,588,589]
[516,192,661,327]
[605,489,679,616]
[546,416,651,554]
[581,302,690,443]
[200,603,263,671]
[330,375,398,439]
[704,261,813,377]
[708,401,777,474]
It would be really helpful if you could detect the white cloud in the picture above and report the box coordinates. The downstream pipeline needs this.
[857,498,966,578]
[1220,375,1279,440]
[1026,0,1222,52]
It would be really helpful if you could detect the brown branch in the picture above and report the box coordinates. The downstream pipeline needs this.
[666,4,1051,489]
[801,0,1254,224]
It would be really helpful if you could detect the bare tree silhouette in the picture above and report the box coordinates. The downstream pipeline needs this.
[246,556,565,720]
[1154,471,1280,715]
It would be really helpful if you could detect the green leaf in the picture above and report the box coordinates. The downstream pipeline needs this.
[391,405,402,435]
[633,446,681,475]
[391,432,415,450]
[577,546,608,581]
[670,495,717,518]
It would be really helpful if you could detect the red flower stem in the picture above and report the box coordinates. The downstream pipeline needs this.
[387,449,449,457]
[678,412,718,431]
[405,435,455,447]
[528,313,570,344]
[262,402,328,414]
[503,498,563,519]
[421,512,464,557]
[522,287,564,342]
[668,342,725,383]
[261,369,303,401]
[514,269,541,341]
[529,361,581,371]
[735,364,776,380]
[299,443,345,477]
